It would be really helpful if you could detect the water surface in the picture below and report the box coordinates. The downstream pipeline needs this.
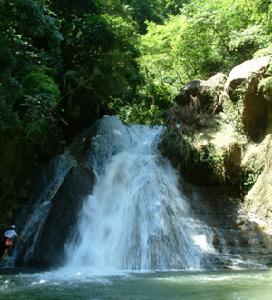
[0,269,272,300]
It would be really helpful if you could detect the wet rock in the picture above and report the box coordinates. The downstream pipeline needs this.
[21,165,94,267]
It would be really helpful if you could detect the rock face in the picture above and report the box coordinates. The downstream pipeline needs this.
[22,166,94,266]
[175,73,227,111]
[160,55,272,266]
[225,56,272,142]
[15,128,96,267]
[166,73,228,140]
[222,58,272,264]
[224,57,272,247]
[245,134,272,220]
[226,56,271,89]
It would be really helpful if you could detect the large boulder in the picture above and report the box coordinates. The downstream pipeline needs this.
[29,165,94,266]
[15,126,97,267]
[15,163,94,267]
[224,56,272,142]
[175,73,227,111]
[168,73,227,135]
[226,56,271,90]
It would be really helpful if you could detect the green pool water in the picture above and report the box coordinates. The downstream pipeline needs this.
[0,268,272,300]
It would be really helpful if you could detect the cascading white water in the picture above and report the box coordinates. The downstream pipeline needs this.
[65,116,216,271]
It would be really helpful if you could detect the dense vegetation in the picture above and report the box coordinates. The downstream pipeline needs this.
[0,0,271,227]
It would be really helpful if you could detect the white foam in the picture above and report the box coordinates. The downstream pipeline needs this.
[63,117,216,272]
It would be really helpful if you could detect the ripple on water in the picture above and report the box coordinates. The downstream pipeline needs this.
[0,269,272,300]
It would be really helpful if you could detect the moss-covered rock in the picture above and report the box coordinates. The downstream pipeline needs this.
[159,124,242,187]
[160,71,244,187]
[161,56,272,191]
[223,56,272,142]
[160,56,272,261]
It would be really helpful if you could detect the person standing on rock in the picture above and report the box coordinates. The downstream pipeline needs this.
[1,225,21,258]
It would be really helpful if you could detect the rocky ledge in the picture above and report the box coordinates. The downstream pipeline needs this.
[160,55,272,266]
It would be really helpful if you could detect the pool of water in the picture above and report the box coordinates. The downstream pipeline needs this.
[0,268,272,300]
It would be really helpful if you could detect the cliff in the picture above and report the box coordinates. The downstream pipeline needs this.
[160,55,272,265]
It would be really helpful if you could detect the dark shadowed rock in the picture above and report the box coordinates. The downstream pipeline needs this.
[14,154,75,266]
[14,121,99,267]
[22,165,94,267]
[175,73,227,111]
[175,80,203,107]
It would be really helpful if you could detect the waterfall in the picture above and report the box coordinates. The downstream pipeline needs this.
[64,116,216,271]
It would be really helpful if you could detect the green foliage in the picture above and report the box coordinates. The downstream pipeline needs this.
[60,12,141,129]
[258,76,272,95]
[241,156,264,193]
[118,103,164,125]
[138,0,272,113]
[21,68,60,141]
[1,0,272,224]
[258,61,272,99]
[0,0,62,227]
[122,0,188,32]
[1,0,179,224]
[194,144,223,183]
[0,95,21,132]
[139,16,185,96]
[222,86,248,140]
[3,0,271,136]
[254,44,272,57]
[160,126,243,186]
[195,144,241,185]
[22,69,60,100]
[0,0,62,133]
[159,128,224,185]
